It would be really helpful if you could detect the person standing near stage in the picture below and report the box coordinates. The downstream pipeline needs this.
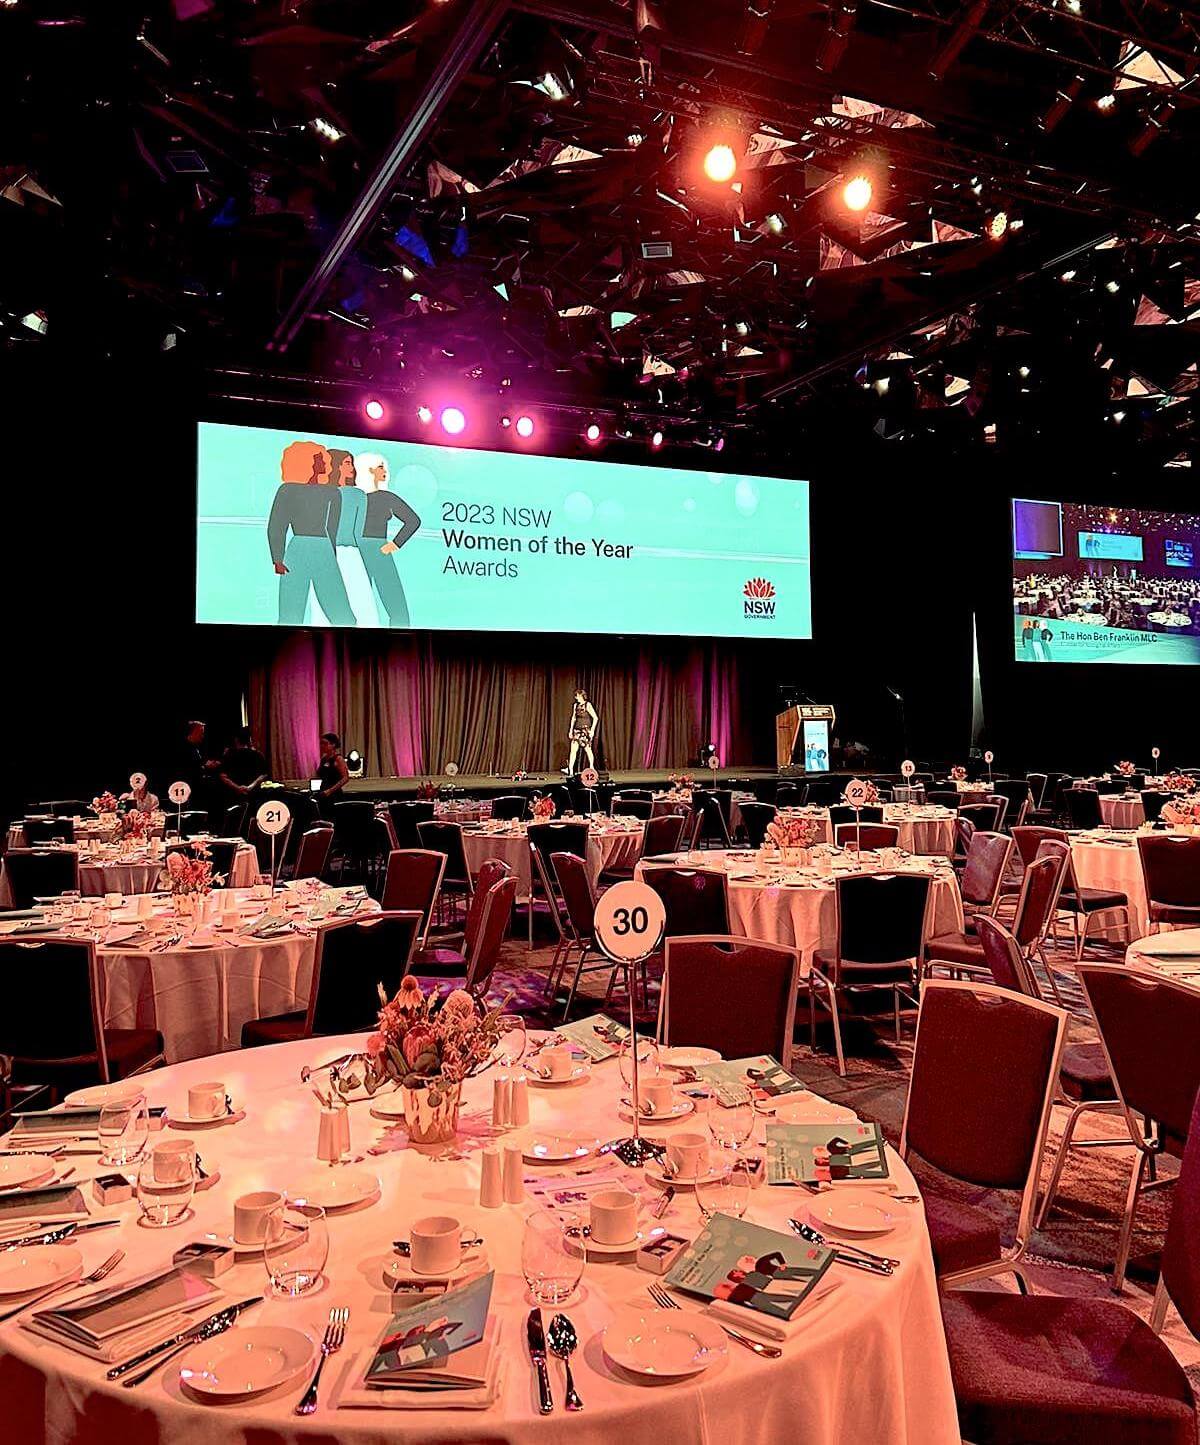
[564,688,598,775]
[316,732,349,817]
[268,440,357,626]
[355,452,421,628]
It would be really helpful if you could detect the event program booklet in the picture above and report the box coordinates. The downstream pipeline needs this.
[366,1272,494,1389]
[665,1213,834,1322]
[693,1055,807,1106]
[766,1120,889,1186]
[524,1158,651,1226]
[549,1014,632,1062]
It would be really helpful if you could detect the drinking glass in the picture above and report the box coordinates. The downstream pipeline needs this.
[707,1098,755,1152]
[695,1161,752,1223]
[98,1092,149,1167]
[136,1141,196,1227]
[493,1014,528,1069]
[521,1211,585,1305]
[618,1036,660,1099]
[263,1200,328,1297]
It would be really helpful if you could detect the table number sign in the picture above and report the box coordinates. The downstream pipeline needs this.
[984,749,994,784]
[255,800,291,892]
[129,772,147,792]
[167,781,190,806]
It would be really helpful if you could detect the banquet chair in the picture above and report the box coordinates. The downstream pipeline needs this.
[489,795,528,823]
[617,789,653,803]
[611,797,652,821]
[0,938,164,1093]
[415,820,473,926]
[247,812,292,876]
[640,865,731,940]
[828,805,884,829]
[381,848,446,948]
[984,793,1011,831]
[177,811,210,839]
[3,848,80,910]
[927,789,961,809]
[1142,789,1169,823]
[48,800,90,817]
[1065,786,1104,831]
[957,830,1014,926]
[1010,824,1132,958]
[523,820,589,950]
[940,1089,1200,1445]
[23,816,74,845]
[1095,777,1124,795]
[549,852,625,1019]
[902,979,1066,1291]
[219,802,248,838]
[992,779,1032,829]
[409,859,510,977]
[330,801,381,884]
[409,874,517,1001]
[809,872,932,1076]
[600,812,686,884]
[1055,965,1200,1291]
[952,815,976,871]
[387,799,435,848]
[833,822,900,851]
[775,783,807,808]
[691,791,732,848]
[292,825,334,882]
[1137,833,1200,930]
[957,801,1002,833]
[738,801,777,848]
[658,936,800,1063]
[240,912,422,1047]
[1025,772,1049,810]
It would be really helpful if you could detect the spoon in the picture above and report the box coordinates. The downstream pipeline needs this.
[547,1313,583,1411]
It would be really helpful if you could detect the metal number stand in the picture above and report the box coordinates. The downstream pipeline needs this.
[597,936,665,1168]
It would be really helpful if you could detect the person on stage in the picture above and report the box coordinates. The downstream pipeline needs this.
[267,441,357,627]
[564,688,598,775]
[355,452,421,628]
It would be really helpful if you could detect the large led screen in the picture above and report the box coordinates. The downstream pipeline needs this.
[1012,498,1200,664]
[196,422,812,640]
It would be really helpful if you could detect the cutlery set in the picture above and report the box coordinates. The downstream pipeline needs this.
[789,1219,896,1275]
[527,1307,583,1412]
[108,1297,263,1387]
[646,1283,781,1359]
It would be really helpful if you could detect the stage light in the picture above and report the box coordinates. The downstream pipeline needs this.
[515,414,535,439]
[842,175,872,212]
[1106,280,1120,293]
[440,406,467,435]
[985,210,1008,240]
[584,421,601,444]
[312,117,344,143]
[416,404,433,424]
[363,398,385,422]
[703,143,738,183]
[1096,93,1115,112]
[499,414,512,428]
[651,429,664,449]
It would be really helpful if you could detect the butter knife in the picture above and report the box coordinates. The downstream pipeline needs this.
[526,1307,554,1415]
[108,1296,262,1383]
[2,1220,119,1250]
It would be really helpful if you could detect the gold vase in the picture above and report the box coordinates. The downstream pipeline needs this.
[401,1079,462,1149]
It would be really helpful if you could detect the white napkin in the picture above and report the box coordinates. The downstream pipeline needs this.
[704,1279,841,1342]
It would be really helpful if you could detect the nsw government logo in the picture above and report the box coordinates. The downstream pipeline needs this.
[743,577,777,619]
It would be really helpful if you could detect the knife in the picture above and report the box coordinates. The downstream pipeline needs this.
[526,1307,554,1415]
[107,1296,262,1382]
[1,1220,119,1250]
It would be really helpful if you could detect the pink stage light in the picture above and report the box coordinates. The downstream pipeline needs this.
[416,405,433,424]
[585,422,601,443]
[650,429,664,449]
[440,406,467,435]
[515,414,535,439]
[363,398,385,422]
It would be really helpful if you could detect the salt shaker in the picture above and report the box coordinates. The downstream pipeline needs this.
[492,1077,512,1130]
[479,1147,503,1208]
[510,1076,529,1126]
[502,1144,525,1204]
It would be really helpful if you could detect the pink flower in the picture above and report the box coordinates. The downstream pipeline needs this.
[442,990,474,1019]
[365,1030,386,1058]
[401,1025,436,1067]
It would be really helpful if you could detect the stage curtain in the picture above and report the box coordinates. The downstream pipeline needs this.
[248,632,748,779]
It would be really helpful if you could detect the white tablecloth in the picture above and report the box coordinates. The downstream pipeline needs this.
[781,807,956,857]
[0,1031,958,1445]
[1126,927,1200,990]
[637,850,964,974]
[1098,794,1146,829]
[0,844,258,907]
[1070,831,1149,938]
[463,824,643,895]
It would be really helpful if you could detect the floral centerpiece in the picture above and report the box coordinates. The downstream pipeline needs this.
[843,780,880,807]
[950,766,967,782]
[1164,771,1196,795]
[668,772,695,794]
[531,794,556,820]
[416,780,437,801]
[117,809,150,843]
[162,841,223,916]
[512,770,530,783]
[1115,760,1135,778]
[90,791,119,816]
[1163,798,1200,829]
[766,815,819,864]
[363,979,510,1146]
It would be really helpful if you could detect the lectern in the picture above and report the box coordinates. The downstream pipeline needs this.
[776,703,836,772]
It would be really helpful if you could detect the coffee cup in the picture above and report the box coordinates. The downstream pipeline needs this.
[234,1189,283,1245]
[267,893,286,917]
[665,1131,710,1181]
[136,893,154,919]
[188,1082,228,1120]
[589,1188,638,1245]
[409,1215,476,1275]
[151,1138,195,1183]
[639,1076,675,1116]
[539,1046,573,1081]
[104,892,122,909]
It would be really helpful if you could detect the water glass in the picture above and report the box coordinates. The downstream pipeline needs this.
[492,1014,528,1069]
[520,1210,585,1306]
[98,1092,149,1167]
[695,1161,753,1223]
[618,1036,660,1097]
[263,1200,329,1297]
[136,1141,196,1227]
[707,1098,755,1152]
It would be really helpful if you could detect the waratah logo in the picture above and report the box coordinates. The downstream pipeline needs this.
[743,578,777,618]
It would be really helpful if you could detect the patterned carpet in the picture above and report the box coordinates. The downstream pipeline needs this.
[452,917,1200,1390]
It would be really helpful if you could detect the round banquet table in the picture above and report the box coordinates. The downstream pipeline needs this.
[636,849,964,972]
[1148,611,1193,632]
[781,806,956,857]
[1126,927,1200,990]
[0,1031,959,1445]
[6,816,167,850]
[462,821,643,894]
[0,842,259,908]
[1069,829,1155,939]
[1098,794,1146,829]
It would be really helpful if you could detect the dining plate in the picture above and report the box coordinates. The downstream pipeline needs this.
[63,1080,146,1110]
[383,1249,487,1288]
[660,1046,722,1071]
[602,1305,727,1378]
[810,1192,896,1236]
[289,1166,381,1211]
[522,1131,602,1164]
[0,1244,82,1297]
[0,1155,56,1191]
[179,1325,315,1400]
[770,1097,859,1127]
[579,1227,663,1257]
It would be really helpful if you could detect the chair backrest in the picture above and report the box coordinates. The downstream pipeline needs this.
[48,800,90,817]
[1064,787,1103,830]
[462,858,510,955]
[927,790,960,809]
[775,783,807,808]
[659,936,800,1061]
[415,820,470,884]
[640,866,730,938]
[954,815,976,859]
[1011,823,1068,869]
[738,801,777,847]
[1012,846,1068,948]
[1025,772,1048,808]
[833,823,900,851]
[957,801,1002,832]
[828,805,884,829]
[611,797,652,821]
[551,851,597,945]
[247,813,292,872]
[307,912,422,1036]
[0,938,109,1078]
[464,876,518,998]
[1161,1087,1200,1341]
[527,821,590,870]
[618,789,653,803]
[293,826,334,882]
[832,872,930,971]
[489,795,528,822]
[691,791,731,847]
[1078,964,1200,1149]
[959,831,1015,910]
[975,914,1042,998]
[642,813,686,857]
[902,981,1066,1205]
[178,811,210,839]
[1137,833,1200,908]
[3,849,80,909]
[387,800,435,848]
[220,803,248,838]
[332,799,376,842]
[23,816,74,845]
[1141,789,1168,823]
[381,849,446,943]
[984,794,1011,831]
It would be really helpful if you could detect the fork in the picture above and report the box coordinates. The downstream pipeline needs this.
[0,1247,124,1322]
[646,1284,781,1359]
[295,1306,348,1415]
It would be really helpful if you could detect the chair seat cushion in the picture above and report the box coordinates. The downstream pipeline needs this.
[941,1290,1197,1445]
[922,1193,1002,1277]
[810,949,913,983]
[1060,887,1129,913]
[1149,903,1200,925]
[925,932,987,968]
[410,945,467,969]
[1059,1041,1114,1102]
[241,1012,306,1048]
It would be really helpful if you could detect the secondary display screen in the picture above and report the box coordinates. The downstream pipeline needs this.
[1012,498,1200,664]
[195,421,812,640]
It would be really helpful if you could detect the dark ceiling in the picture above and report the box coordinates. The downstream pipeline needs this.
[5,0,1200,459]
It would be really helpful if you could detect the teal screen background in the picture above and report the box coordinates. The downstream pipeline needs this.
[195,421,812,639]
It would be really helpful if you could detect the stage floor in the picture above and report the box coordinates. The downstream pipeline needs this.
[296,767,874,800]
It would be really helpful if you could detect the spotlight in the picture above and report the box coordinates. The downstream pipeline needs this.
[364,398,385,423]
[1096,93,1116,112]
[584,422,602,444]
[499,415,512,429]
[985,210,1008,240]
[416,404,433,424]
[703,143,738,183]
[440,406,467,435]
[651,429,664,449]
[1105,280,1120,293]
[842,175,872,212]
[515,414,535,439]
[311,117,344,143]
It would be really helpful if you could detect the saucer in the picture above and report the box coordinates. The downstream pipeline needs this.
[526,1062,591,1087]
[619,1096,694,1123]
[769,1097,859,1126]
[384,1249,487,1287]
[602,1305,726,1378]
[165,1108,245,1130]
[289,1166,380,1212]
[659,1047,722,1071]
[522,1131,602,1164]
[810,1192,896,1236]
[179,1325,315,1401]
[577,1226,664,1257]
[644,1158,726,1190]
